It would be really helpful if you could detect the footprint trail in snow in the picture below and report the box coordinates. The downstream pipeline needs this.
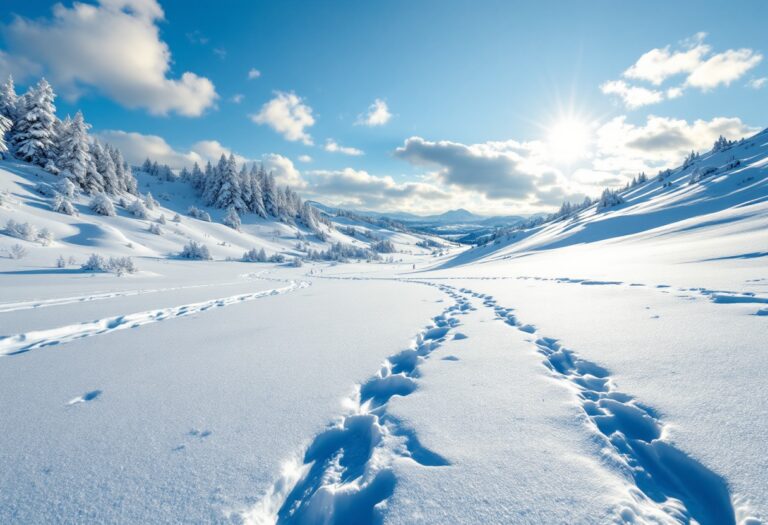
[243,284,472,525]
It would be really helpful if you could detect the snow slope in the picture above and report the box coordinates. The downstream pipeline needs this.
[0,130,766,524]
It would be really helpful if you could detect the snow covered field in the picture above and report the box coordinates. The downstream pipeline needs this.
[1,132,766,524]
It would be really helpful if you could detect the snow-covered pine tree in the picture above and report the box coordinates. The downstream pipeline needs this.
[145,192,158,210]
[0,114,11,159]
[239,164,252,209]
[0,75,18,120]
[597,188,625,209]
[223,205,241,230]
[56,111,91,188]
[84,146,105,194]
[262,169,279,217]
[248,163,267,217]
[203,158,222,206]
[141,158,153,173]
[299,201,319,230]
[92,140,119,195]
[110,146,136,194]
[12,78,56,166]
[190,162,204,192]
[214,154,245,210]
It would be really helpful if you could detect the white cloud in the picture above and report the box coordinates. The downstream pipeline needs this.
[94,130,248,168]
[748,77,767,89]
[250,91,315,145]
[686,48,763,90]
[297,154,313,163]
[262,153,306,188]
[594,115,758,176]
[1,0,217,116]
[356,98,392,126]
[231,94,244,104]
[600,80,665,109]
[248,68,261,80]
[324,139,364,156]
[624,33,711,85]
[603,34,763,108]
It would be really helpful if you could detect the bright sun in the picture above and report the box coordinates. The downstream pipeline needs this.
[547,119,591,163]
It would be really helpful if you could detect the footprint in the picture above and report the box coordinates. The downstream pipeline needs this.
[441,355,460,361]
[66,390,102,406]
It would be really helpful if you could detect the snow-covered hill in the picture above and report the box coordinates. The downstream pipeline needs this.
[0,158,450,268]
[444,128,768,278]
[1,130,766,525]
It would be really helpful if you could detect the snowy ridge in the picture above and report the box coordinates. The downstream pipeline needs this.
[455,286,743,525]
[0,279,308,356]
[243,283,470,525]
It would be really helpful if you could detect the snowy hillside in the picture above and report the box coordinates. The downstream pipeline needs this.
[445,128,768,277]
[1,73,766,525]
[0,159,449,267]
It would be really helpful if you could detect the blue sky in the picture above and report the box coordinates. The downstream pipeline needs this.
[1,0,766,214]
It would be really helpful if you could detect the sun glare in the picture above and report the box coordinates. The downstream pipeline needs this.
[547,119,592,163]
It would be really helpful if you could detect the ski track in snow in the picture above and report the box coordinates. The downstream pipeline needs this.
[242,283,471,525]
[0,280,308,356]
[0,271,270,314]
[451,283,742,525]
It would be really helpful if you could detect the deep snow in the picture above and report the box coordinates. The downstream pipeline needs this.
[1,131,766,524]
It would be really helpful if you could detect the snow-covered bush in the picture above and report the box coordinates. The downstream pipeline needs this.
[179,240,212,260]
[56,255,66,268]
[128,198,149,218]
[689,165,718,185]
[81,253,109,272]
[148,223,162,235]
[597,188,625,210]
[223,206,241,230]
[108,256,138,276]
[90,193,116,216]
[38,228,53,246]
[34,182,57,197]
[9,243,27,259]
[157,214,166,225]
[290,257,303,268]
[52,194,78,216]
[172,213,181,223]
[56,178,76,198]
[187,206,211,222]
[306,242,379,262]
[144,192,158,210]
[371,239,396,253]
[81,254,138,274]
[269,253,286,263]
[243,247,268,262]
[5,219,38,241]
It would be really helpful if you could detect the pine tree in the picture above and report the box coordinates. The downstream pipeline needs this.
[0,75,18,120]
[190,162,204,192]
[92,140,119,195]
[213,154,245,210]
[12,78,56,165]
[0,114,12,159]
[239,164,252,210]
[263,170,279,217]
[56,111,91,187]
[203,157,223,206]
[223,205,241,230]
[248,163,267,217]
